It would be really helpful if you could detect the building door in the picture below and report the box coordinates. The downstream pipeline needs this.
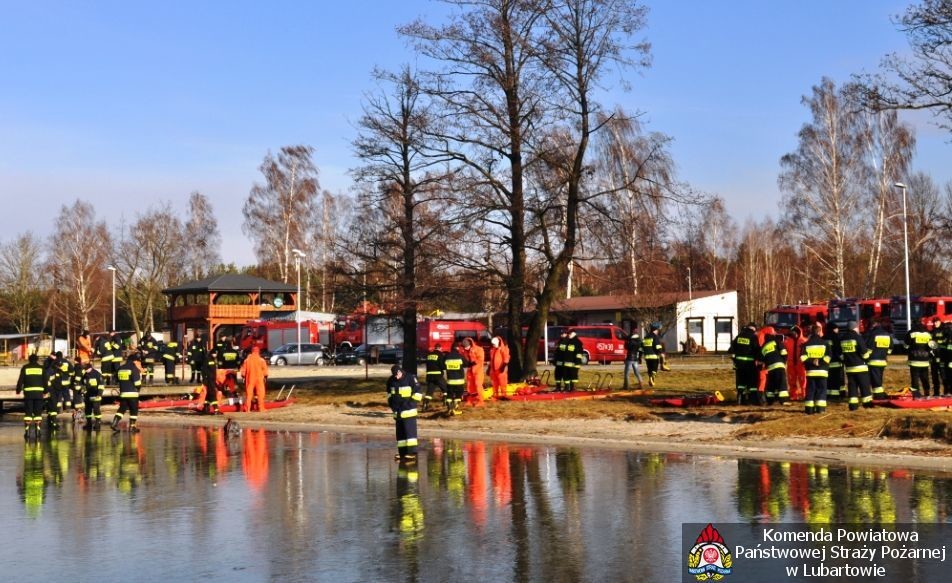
[714,317,734,352]
[685,317,704,353]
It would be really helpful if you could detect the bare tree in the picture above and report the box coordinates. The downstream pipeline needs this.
[0,233,45,333]
[115,204,186,334]
[522,0,651,372]
[855,0,952,131]
[48,200,112,333]
[779,78,868,297]
[400,0,548,379]
[243,145,320,283]
[183,191,222,281]
[352,66,457,370]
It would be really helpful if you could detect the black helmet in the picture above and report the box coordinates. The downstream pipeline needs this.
[391,364,402,376]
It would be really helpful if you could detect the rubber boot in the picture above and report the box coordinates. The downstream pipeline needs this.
[93,419,101,431]
[24,425,30,440]
[804,404,814,415]
[130,421,140,433]
[111,415,122,432]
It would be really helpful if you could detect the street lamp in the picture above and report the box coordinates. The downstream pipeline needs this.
[107,265,117,330]
[894,182,912,333]
[291,249,306,364]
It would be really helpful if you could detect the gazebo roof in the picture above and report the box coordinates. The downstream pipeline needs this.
[162,274,296,294]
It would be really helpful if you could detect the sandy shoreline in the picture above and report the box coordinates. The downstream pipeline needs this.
[140,403,952,475]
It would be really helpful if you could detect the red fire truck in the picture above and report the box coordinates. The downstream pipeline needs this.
[889,296,952,337]
[827,298,891,334]
[417,320,491,355]
[239,313,335,355]
[763,303,828,333]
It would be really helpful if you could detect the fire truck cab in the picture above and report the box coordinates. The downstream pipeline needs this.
[889,296,952,337]
[764,303,828,333]
[827,298,891,334]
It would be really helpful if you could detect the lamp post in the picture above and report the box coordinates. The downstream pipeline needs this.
[292,249,306,364]
[894,182,912,333]
[107,265,117,330]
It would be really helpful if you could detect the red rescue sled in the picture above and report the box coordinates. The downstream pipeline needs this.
[874,394,952,409]
[139,398,200,410]
[500,389,612,402]
[215,398,295,413]
[648,391,725,408]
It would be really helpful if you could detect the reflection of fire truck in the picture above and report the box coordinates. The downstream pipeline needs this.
[889,296,952,337]
[827,298,891,334]
[240,312,335,355]
[764,303,828,332]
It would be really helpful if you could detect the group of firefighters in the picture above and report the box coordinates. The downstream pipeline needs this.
[14,330,273,440]
[729,318,952,414]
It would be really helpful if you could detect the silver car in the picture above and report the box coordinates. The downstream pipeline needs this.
[269,343,327,366]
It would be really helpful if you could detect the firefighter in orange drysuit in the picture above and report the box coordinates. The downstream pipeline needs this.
[239,346,269,412]
[461,338,485,404]
[489,336,510,398]
[756,326,770,394]
[784,326,807,401]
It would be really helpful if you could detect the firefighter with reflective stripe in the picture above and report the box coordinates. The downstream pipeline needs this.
[111,354,143,432]
[800,324,830,415]
[16,354,48,439]
[561,330,584,392]
[218,337,241,370]
[188,334,207,383]
[864,323,892,400]
[42,352,64,430]
[140,332,158,385]
[939,321,952,395]
[824,322,844,402]
[729,323,760,403]
[54,355,75,416]
[423,344,447,410]
[642,323,667,388]
[840,320,873,410]
[443,344,468,416]
[930,318,945,394]
[201,355,222,414]
[108,331,123,382]
[757,327,789,405]
[96,332,114,385]
[387,365,422,462]
[163,336,181,384]
[553,332,569,391]
[904,325,934,398]
[82,361,104,431]
[71,356,85,417]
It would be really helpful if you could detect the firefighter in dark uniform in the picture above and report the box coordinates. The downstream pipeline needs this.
[163,335,181,384]
[387,365,423,462]
[801,323,830,414]
[642,323,667,389]
[824,322,844,402]
[562,330,584,392]
[97,332,115,385]
[71,356,85,418]
[82,361,105,430]
[443,344,468,416]
[729,323,760,404]
[111,353,143,432]
[758,327,789,405]
[940,321,952,395]
[865,323,892,400]
[904,324,934,398]
[188,334,208,384]
[930,318,944,394]
[16,354,48,439]
[218,337,241,370]
[108,331,124,384]
[839,321,873,411]
[140,331,158,385]
[201,353,221,415]
[422,344,447,411]
[553,331,569,392]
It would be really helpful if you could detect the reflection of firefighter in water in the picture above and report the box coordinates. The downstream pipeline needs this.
[394,466,424,546]
[465,441,488,528]
[241,429,269,492]
[491,444,512,507]
[18,441,48,518]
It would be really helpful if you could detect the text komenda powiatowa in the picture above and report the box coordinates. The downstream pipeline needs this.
[733,527,947,577]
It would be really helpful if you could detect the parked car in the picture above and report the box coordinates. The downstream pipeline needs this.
[334,343,403,366]
[269,343,328,366]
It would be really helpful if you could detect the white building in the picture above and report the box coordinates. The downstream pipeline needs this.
[550,290,738,353]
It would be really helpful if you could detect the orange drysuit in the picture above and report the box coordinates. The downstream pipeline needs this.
[239,348,269,412]
[76,334,93,364]
[462,340,485,402]
[784,329,807,401]
[489,337,510,398]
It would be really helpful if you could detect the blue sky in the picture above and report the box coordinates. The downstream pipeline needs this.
[1,0,946,265]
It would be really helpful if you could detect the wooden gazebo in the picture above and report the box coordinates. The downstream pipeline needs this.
[162,274,298,344]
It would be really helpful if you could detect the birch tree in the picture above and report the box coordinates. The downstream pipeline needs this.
[0,233,45,333]
[242,145,320,283]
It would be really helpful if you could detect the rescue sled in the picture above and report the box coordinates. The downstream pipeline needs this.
[139,397,200,410]
[499,389,612,402]
[874,394,952,409]
[648,391,725,408]
[215,398,295,413]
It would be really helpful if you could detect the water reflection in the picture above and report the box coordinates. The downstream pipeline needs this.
[2,424,951,582]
